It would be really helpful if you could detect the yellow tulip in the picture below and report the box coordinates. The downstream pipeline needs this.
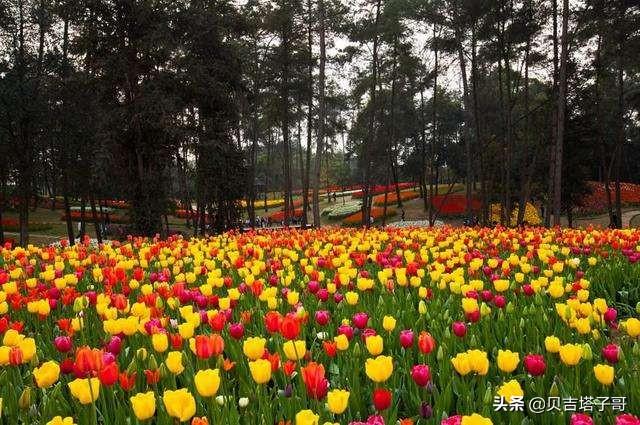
[365,335,383,356]
[46,417,76,425]
[559,344,583,366]
[195,369,221,397]
[68,378,101,405]
[496,350,519,373]
[151,333,168,353]
[283,340,306,360]
[461,413,493,425]
[165,351,185,375]
[625,318,640,337]
[593,364,614,386]
[382,316,396,332]
[162,388,196,422]
[496,380,524,403]
[544,336,561,353]
[467,349,490,375]
[243,337,266,361]
[451,353,472,376]
[130,391,156,421]
[326,389,349,414]
[364,355,393,382]
[295,409,319,425]
[249,359,272,384]
[33,361,60,389]
[334,334,349,351]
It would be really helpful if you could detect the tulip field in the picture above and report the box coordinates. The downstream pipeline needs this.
[1,227,640,425]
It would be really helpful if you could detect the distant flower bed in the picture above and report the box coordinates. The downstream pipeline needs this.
[342,207,396,225]
[490,202,542,226]
[268,208,305,222]
[351,182,416,198]
[575,181,640,216]
[431,194,481,216]
[1,218,53,232]
[373,190,421,206]
[323,201,362,219]
[61,211,129,224]
[103,200,130,209]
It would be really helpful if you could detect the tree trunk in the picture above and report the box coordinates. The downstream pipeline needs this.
[553,0,569,226]
[614,0,626,228]
[90,195,102,243]
[546,0,559,227]
[304,0,313,227]
[312,0,326,227]
[281,20,292,226]
[429,24,439,227]
[361,0,382,227]
[454,10,475,221]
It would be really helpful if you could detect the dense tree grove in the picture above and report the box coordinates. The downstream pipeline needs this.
[0,0,639,244]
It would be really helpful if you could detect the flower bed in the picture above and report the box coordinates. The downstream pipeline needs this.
[1,218,53,232]
[430,194,481,216]
[267,208,305,222]
[575,182,640,216]
[322,201,362,219]
[342,207,396,225]
[60,211,130,223]
[0,227,639,424]
[373,190,421,206]
[490,202,542,226]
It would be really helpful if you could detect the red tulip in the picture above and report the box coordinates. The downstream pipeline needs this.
[229,322,245,340]
[417,331,436,354]
[352,312,369,329]
[301,362,329,399]
[54,336,73,353]
[280,315,300,340]
[323,341,337,358]
[60,357,75,374]
[523,354,546,376]
[411,364,431,387]
[264,311,283,334]
[604,307,617,322]
[314,310,330,326]
[209,312,227,331]
[616,414,640,425]
[194,334,224,359]
[144,369,160,385]
[441,416,463,425]
[119,372,137,391]
[98,362,119,386]
[602,344,620,364]
[170,333,183,349]
[570,413,593,425]
[452,322,467,338]
[372,388,392,411]
[399,330,414,348]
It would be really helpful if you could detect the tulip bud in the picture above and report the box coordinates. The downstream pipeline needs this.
[136,348,148,361]
[238,397,249,407]
[418,301,427,315]
[155,297,164,309]
[436,345,444,362]
[18,387,32,410]
[148,354,159,371]
[506,302,515,313]
[632,342,640,357]
[216,395,226,406]
[581,343,593,360]
[636,302,640,315]
[549,381,559,397]
[483,385,492,404]
[158,363,168,379]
